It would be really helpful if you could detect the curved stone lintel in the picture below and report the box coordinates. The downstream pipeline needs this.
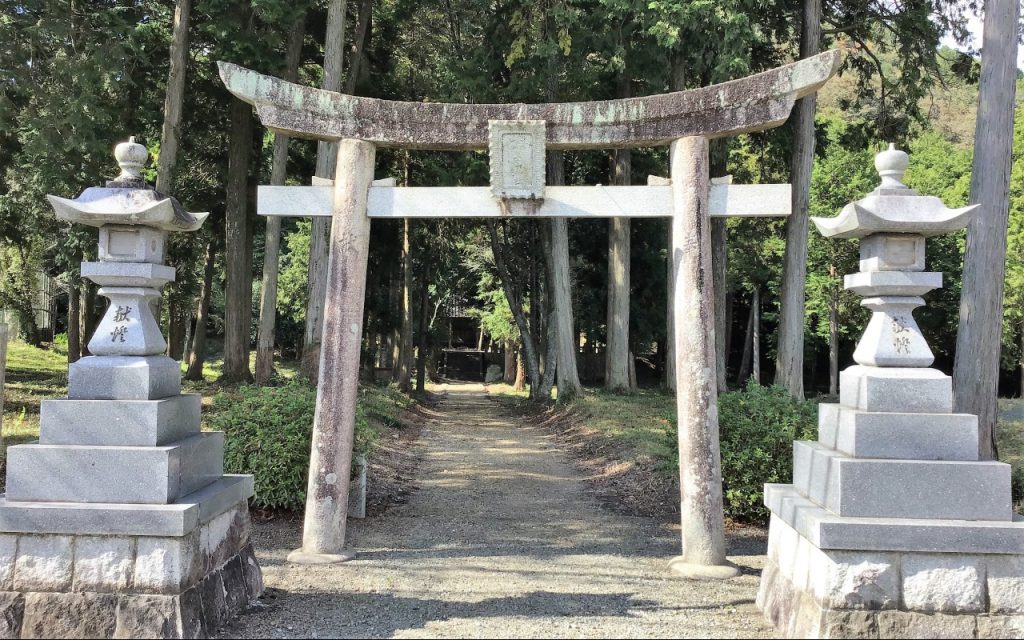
[217,50,842,150]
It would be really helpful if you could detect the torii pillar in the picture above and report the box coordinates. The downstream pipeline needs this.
[219,50,842,573]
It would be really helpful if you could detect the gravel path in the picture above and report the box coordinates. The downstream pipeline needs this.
[220,384,772,639]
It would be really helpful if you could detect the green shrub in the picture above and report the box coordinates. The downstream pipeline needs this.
[717,382,818,523]
[210,380,385,511]
[1012,465,1024,512]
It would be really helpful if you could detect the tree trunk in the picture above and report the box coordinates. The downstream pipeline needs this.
[668,136,735,578]
[185,241,215,381]
[302,0,347,381]
[547,165,583,402]
[156,0,190,194]
[487,221,542,400]
[504,341,516,384]
[397,219,414,392]
[0,323,7,438]
[166,300,188,361]
[416,262,429,393]
[752,287,761,384]
[514,351,526,391]
[344,0,373,95]
[1020,323,1024,398]
[539,237,558,399]
[828,265,839,396]
[953,0,1020,460]
[255,17,305,385]
[221,97,255,382]
[737,297,754,385]
[67,281,81,364]
[775,0,821,399]
[606,74,632,393]
[710,141,728,394]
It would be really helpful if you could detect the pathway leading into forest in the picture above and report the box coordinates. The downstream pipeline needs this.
[221,383,772,639]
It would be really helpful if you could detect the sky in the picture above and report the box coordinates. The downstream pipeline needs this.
[939,11,1024,69]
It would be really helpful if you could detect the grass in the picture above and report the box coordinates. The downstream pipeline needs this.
[488,383,676,470]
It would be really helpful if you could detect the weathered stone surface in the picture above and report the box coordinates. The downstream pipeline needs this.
[14,535,73,592]
[218,50,842,149]
[978,615,1024,639]
[989,555,1024,614]
[792,441,1012,521]
[488,120,546,201]
[178,585,206,639]
[133,532,201,594]
[200,505,249,573]
[220,556,247,615]
[6,432,224,504]
[0,537,17,592]
[876,610,977,639]
[89,286,167,357]
[98,225,167,264]
[484,363,503,384]
[21,591,118,639]
[239,545,264,601]
[821,610,879,639]
[113,594,179,639]
[859,233,925,272]
[811,550,900,611]
[839,366,952,414]
[0,593,24,639]
[902,553,986,613]
[200,570,227,631]
[73,536,134,593]
[40,394,201,446]
[68,355,181,401]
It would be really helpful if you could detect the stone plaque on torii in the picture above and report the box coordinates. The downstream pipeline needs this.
[219,50,842,576]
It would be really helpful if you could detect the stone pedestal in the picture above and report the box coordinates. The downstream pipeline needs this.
[759,146,1024,638]
[5,138,262,638]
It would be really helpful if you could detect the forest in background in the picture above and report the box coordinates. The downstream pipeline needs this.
[1,1,1021,428]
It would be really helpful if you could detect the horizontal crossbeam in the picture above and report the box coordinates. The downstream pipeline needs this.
[257,184,791,219]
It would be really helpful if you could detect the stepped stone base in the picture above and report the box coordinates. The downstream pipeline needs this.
[759,507,1024,639]
[0,499,260,639]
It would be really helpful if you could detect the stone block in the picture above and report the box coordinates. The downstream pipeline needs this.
[902,553,986,613]
[978,615,1024,639]
[239,545,264,601]
[72,536,134,593]
[844,270,942,296]
[988,556,1024,614]
[0,593,24,639]
[0,538,17,592]
[876,610,977,639]
[809,550,900,610]
[200,505,249,573]
[488,120,546,201]
[113,594,180,639]
[179,585,206,639]
[133,532,201,594]
[221,556,247,616]
[14,535,73,592]
[200,570,227,631]
[21,591,118,639]
[766,483,1024,555]
[818,403,840,449]
[792,441,1012,521]
[821,610,880,639]
[0,475,253,538]
[839,366,952,414]
[68,355,181,401]
[99,225,166,264]
[6,432,224,504]
[81,261,175,288]
[832,408,979,461]
[860,233,925,272]
[40,394,200,446]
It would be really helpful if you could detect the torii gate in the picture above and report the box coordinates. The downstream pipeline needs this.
[219,50,841,578]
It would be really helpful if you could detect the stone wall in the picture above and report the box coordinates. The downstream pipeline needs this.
[0,503,260,639]
[758,515,1024,638]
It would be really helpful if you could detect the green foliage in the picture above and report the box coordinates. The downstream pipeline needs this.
[211,381,402,511]
[717,383,818,523]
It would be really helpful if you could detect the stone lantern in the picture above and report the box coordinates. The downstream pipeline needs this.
[758,145,1024,638]
[0,140,262,638]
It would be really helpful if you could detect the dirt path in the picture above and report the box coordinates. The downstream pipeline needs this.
[221,384,772,639]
